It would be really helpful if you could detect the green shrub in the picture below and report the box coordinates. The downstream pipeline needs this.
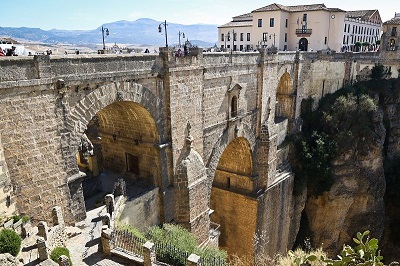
[50,247,72,265]
[0,229,22,256]
[324,231,383,266]
[12,215,30,224]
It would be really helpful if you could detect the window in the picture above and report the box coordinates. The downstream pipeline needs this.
[391,27,397,36]
[247,33,251,41]
[263,32,268,41]
[270,18,275,27]
[352,25,355,34]
[258,19,262,27]
[233,32,237,41]
[343,35,345,44]
[227,177,231,188]
[240,45,243,51]
[221,45,224,49]
[227,33,231,41]
[344,24,347,32]
[246,44,251,51]
[126,153,139,175]
[303,14,307,22]
[231,96,238,117]
[240,33,244,41]
[221,33,224,41]
[325,37,327,45]
[284,33,287,42]
[285,19,288,28]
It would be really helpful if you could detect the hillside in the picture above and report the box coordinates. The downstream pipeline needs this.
[0,18,218,47]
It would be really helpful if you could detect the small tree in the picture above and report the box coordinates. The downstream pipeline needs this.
[355,42,362,52]
[371,64,391,80]
[0,229,22,256]
[362,42,370,51]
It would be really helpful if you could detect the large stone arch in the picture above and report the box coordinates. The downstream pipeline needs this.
[209,135,258,257]
[206,122,256,184]
[62,81,167,221]
[66,81,165,156]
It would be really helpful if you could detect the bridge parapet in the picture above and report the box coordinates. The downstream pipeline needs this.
[0,54,162,84]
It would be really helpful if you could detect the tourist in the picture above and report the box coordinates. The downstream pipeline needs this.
[0,48,5,56]
[6,46,17,56]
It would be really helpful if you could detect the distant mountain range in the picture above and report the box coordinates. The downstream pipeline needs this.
[0,18,218,47]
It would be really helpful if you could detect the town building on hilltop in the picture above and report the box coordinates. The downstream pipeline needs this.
[218,3,382,52]
[381,12,400,51]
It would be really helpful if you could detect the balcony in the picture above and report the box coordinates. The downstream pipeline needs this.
[296,28,312,35]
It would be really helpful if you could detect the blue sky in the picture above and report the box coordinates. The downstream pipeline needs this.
[1,0,397,30]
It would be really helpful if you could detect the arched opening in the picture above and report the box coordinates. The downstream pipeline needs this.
[210,137,257,258]
[275,72,295,144]
[389,38,397,51]
[230,96,238,118]
[299,38,308,51]
[79,101,162,231]
[275,72,294,119]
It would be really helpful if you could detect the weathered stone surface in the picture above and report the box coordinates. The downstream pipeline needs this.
[0,253,19,266]
[0,48,398,261]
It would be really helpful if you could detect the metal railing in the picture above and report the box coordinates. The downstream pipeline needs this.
[112,229,145,258]
[296,29,312,34]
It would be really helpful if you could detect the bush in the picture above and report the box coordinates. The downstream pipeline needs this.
[117,223,227,266]
[50,247,72,265]
[12,215,30,224]
[0,229,22,256]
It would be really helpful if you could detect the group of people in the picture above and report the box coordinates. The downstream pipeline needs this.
[0,46,17,56]
[175,44,189,57]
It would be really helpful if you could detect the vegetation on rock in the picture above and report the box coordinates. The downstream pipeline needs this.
[50,247,72,265]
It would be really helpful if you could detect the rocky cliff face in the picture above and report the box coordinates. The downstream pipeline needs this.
[295,79,400,261]
[304,108,386,255]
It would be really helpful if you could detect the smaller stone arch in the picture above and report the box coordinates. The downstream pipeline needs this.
[227,84,242,119]
[275,72,295,119]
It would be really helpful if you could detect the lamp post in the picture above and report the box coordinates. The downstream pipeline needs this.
[158,20,168,47]
[101,26,109,50]
[178,31,185,47]
[232,29,236,51]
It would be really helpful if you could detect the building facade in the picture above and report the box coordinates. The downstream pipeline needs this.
[343,10,382,52]
[381,13,400,51]
[218,3,382,52]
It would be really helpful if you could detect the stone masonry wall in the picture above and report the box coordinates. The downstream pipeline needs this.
[0,51,398,254]
[0,84,72,223]
[210,187,258,258]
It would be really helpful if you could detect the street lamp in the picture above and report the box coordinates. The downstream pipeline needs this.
[178,31,185,47]
[101,26,109,50]
[158,20,168,47]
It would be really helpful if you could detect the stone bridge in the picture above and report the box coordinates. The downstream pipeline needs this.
[0,48,399,258]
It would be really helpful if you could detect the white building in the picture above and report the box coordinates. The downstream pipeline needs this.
[343,10,382,51]
[218,3,382,52]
